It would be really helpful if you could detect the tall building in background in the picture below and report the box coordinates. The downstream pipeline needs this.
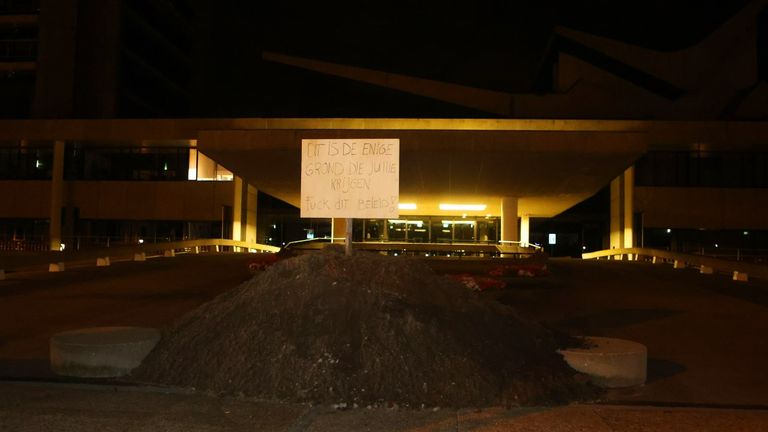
[1,0,196,119]
[0,0,232,251]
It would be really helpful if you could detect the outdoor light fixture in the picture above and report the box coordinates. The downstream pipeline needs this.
[138,239,144,244]
[439,203,486,211]
[441,220,475,225]
[398,203,417,210]
[666,229,672,233]
[387,220,424,226]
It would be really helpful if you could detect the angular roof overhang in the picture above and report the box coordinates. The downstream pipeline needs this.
[198,128,646,217]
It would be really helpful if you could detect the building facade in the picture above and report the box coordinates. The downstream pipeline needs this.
[1,1,767,257]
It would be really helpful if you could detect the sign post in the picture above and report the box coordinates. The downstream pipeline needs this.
[300,139,400,255]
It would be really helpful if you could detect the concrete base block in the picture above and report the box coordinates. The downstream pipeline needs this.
[700,265,714,274]
[559,336,647,388]
[733,271,749,282]
[133,252,146,262]
[164,249,175,257]
[673,260,685,269]
[96,257,110,267]
[50,327,160,378]
[49,262,65,272]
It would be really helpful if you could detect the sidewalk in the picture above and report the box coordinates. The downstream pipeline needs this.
[1,381,767,432]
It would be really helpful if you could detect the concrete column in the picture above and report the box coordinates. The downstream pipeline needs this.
[610,175,622,250]
[610,167,634,250]
[520,215,530,246]
[623,166,634,249]
[332,218,347,243]
[232,176,244,242]
[245,185,258,244]
[500,197,519,243]
[49,140,65,251]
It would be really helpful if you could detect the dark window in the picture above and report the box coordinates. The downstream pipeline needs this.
[65,144,189,181]
[636,150,768,188]
[0,143,52,179]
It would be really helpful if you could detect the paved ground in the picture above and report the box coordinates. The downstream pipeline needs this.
[0,253,254,377]
[1,252,768,430]
[1,381,767,432]
[491,258,768,406]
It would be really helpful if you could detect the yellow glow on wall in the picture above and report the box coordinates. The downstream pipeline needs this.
[439,203,487,211]
[441,220,475,225]
[398,203,417,210]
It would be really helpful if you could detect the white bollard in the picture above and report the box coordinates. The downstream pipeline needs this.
[733,271,749,282]
[49,262,65,272]
[133,252,146,262]
[700,265,714,274]
[193,246,200,254]
[164,249,175,258]
[673,260,685,269]
[652,256,658,264]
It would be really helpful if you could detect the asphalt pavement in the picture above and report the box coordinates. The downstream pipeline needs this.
[1,252,768,430]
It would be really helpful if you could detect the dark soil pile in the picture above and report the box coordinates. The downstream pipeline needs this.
[133,247,594,407]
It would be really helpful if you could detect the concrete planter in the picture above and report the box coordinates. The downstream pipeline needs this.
[50,327,160,378]
[559,336,647,388]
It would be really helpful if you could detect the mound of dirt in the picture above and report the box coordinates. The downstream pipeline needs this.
[133,247,594,407]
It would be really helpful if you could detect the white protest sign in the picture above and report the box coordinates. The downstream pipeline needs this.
[301,138,399,218]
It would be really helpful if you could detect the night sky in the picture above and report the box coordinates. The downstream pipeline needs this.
[192,0,752,117]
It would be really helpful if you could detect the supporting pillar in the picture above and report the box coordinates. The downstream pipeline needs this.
[232,176,244,244]
[610,167,634,251]
[623,167,635,257]
[232,176,248,252]
[332,218,347,243]
[49,140,65,252]
[520,215,530,247]
[245,185,258,245]
[500,197,519,243]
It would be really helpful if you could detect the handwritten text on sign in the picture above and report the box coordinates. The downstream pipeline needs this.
[301,138,400,218]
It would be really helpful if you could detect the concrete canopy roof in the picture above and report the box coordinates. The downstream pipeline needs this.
[198,126,647,218]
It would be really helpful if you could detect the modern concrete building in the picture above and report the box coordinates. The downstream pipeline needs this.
[1,1,767,257]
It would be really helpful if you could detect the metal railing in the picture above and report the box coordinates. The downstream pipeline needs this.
[0,238,280,273]
[283,237,542,258]
[582,247,768,281]
[676,246,768,264]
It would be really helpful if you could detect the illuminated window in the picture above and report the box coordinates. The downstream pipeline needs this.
[188,149,233,181]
